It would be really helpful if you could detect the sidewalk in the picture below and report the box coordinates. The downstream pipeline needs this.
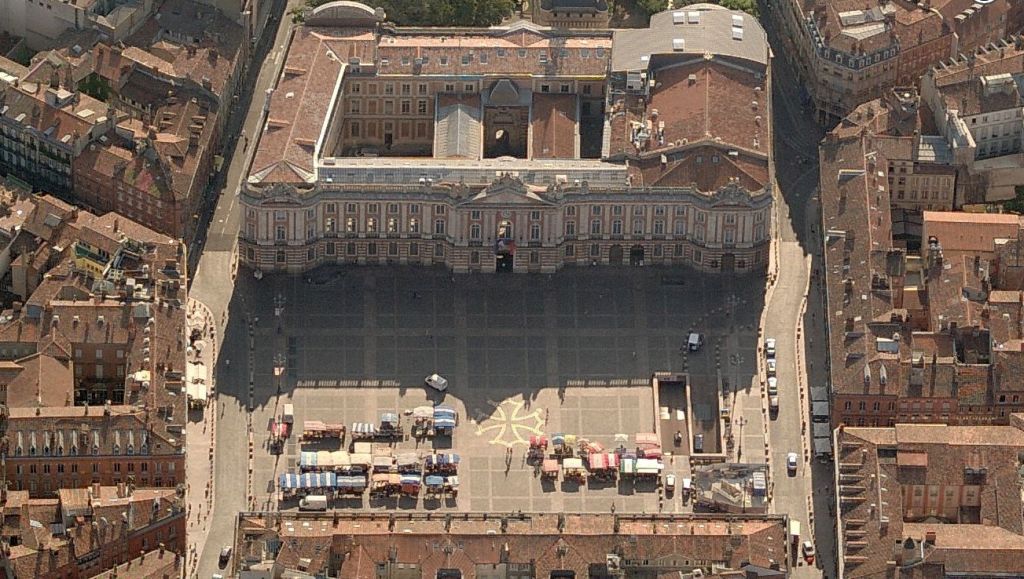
[185,297,219,577]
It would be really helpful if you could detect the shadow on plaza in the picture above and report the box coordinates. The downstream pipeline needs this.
[217,264,766,430]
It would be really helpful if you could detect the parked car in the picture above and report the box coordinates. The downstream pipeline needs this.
[665,474,676,493]
[765,338,776,359]
[767,377,778,396]
[769,395,779,418]
[218,546,232,568]
[802,540,816,564]
[425,373,448,392]
[786,452,798,476]
[687,333,704,352]
[766,358,777,377]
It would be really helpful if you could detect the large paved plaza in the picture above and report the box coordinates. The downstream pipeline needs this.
[221,266,764,514]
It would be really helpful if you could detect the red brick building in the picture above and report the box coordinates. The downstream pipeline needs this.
[0,195,187,497]
[0,485,185,579]
[821,124,1024,428]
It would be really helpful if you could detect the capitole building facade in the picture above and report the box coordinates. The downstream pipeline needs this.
[239,2,774,274]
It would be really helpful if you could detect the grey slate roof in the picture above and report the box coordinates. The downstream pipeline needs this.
[612,4,768,72]
[434,103,482,159]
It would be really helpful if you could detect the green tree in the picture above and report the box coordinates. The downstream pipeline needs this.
[77,74,110,102]
[1005,186,1024,214]
[674,0,759,17]
[718,0,759,17]
[635,0,668,14]
[306,0,515,26]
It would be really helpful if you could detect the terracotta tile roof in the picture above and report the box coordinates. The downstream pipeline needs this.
[0,193,186,461]
[0,81,111,148]
[939,76,1023,116]
[376,25,612,78]
[531,94,576,159]
[813,0,900,56]
[251,514,790,577]
[124,0,243,97]
[92,548,183,579]
[837,420,1024,578]
[249,27,375,185]
[636,145,768,190]
[821,132,903,397]
[7,542,74,578]
[921,210,1024,251]
[0,353,74,408]
[647,60,765,155]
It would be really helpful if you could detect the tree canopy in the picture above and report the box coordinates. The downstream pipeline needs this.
[672,0,759,17]
[306,0,515,27]
[635,0,669,15]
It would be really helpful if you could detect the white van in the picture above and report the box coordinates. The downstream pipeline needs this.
[299,494,328,511]
[687,333,704,352]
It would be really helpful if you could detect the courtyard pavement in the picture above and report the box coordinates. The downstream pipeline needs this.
[221,266,764,515]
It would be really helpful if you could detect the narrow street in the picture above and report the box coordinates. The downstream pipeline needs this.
[186,1,299,576]
[757,0,834,576]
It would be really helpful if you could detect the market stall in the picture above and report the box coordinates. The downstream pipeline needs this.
[562,457,587,482]
[370,473,402,497]
[552,433,577,457]
[635,433,663,459]
[411,406,434,438]
[351,422,377,441]
[336,474,367,495]
[396,452,420,474]
[379,412,403,440]
[528,435,549,462]
[586,452,619,481]
[372,454,395,473]
[400,474,422,496]
[424,453,460,474]
[425,475,445,499]
[542,459,559,480]
[432,405,458,436]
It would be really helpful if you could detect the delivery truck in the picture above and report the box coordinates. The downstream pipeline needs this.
[299,494,328,511]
